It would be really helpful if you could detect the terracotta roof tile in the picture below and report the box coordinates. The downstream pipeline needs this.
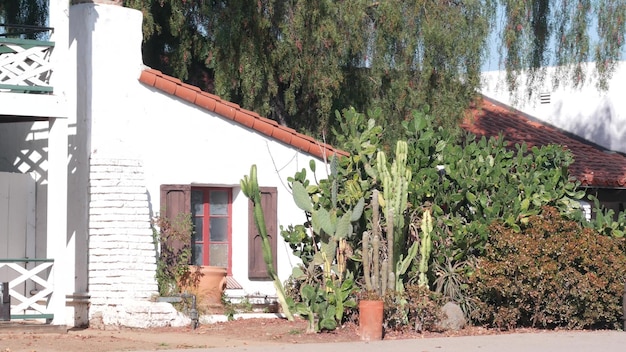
[174,85,197,104]
[462,97,626,188]
[139,70,156,86]
[153,75,178,95]
[214,100,237,120]
[271,126,294,145]
[195,92,217,111]
[234,110,254,128]
[252,118,275,136]
[139,68,348,160]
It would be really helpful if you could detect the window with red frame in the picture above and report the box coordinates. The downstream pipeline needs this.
[160,184,277,280]
[191,188,231,271]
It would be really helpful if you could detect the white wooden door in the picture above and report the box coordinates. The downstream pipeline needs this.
[0,172,36,303]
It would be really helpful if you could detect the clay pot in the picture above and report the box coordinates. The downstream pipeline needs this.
[196,266,227,308]
[359,300,384,341]
[180,266,227,312]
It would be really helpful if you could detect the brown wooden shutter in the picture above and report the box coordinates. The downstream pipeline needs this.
[159,184,191,264]
[248,187,278,280]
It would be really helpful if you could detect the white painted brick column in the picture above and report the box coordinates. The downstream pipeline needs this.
[88,157,187,328]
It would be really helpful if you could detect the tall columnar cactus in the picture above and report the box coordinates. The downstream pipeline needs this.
[376,140,412,285]
[418,209,433,288]
[363,190,381,295]
[241,165,294,321]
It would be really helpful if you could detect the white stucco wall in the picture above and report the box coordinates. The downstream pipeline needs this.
[75,3,329,312]
[135,92,323,296]
[481,62,626,154]
[1,3,335,328]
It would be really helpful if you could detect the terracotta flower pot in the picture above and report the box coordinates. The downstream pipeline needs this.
[359,300,384,341]
[197,266,227,307]
[180,266,227,312]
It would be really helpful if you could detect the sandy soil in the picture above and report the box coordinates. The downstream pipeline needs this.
[0,317,535,352]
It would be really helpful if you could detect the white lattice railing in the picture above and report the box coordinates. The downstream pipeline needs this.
[0,38,54,93]
[0,258,54,320]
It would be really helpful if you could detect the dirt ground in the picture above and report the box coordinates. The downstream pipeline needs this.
[0,317,536,352]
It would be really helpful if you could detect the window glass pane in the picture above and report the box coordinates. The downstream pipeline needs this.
[210,190,228,215]
[210,218,227,241]
[192,217,203,242]
[191,190,204,216]
[209,244,228,267]
[192,244,203,266]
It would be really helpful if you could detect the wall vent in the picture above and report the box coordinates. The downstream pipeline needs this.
[539,92,551,104]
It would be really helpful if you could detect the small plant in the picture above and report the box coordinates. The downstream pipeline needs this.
[405,284,443,332]
[288,328,303,335]
[293,273,357,333]
[222,295,236,321]
[380,284,443,332]
[239,296,253,312]
[153,211,199,296]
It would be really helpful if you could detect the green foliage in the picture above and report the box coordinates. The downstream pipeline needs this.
[585,195,626,238]
[0,0,48,39]
[501,0,626,91]
[470,206,626,330]
[129,0,626,141]
[285,108,626,332]
[284,156,363,331]
[289,173,364,283]
[241,164,295,321]
[152,211,195,296]
[402,111,588,295]
[431,256,475,318]
[294,275,357,333]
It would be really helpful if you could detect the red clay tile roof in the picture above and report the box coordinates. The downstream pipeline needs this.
[462,97,626,188]
[139,68,348,160]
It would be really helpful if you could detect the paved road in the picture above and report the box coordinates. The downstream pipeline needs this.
[136,330,626,352]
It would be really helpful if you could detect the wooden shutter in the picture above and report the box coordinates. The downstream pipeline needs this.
[159,184,191,264]
[248,187,278,280]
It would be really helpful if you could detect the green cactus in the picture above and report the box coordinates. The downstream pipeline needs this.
[377,140,411,236]
[418,209,433,288]
[241,165,294,321]
[363,189,382,295]
[291,179,364,285]
[374,140,412,291]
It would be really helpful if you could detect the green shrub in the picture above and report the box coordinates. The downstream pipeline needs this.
[470,206,626,330]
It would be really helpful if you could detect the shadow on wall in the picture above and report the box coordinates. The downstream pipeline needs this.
[0,122,48,177]
[0,119,87,234]
[552,97,624,154]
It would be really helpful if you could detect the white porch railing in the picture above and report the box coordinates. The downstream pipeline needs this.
[0,37,54,93]
[0,258,54,320]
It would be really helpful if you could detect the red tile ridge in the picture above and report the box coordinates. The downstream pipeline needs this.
[139,68,347,159]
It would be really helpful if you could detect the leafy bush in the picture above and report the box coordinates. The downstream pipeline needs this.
[470,206,626,330]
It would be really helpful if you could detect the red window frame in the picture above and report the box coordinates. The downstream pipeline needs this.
[191,187,232,274]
